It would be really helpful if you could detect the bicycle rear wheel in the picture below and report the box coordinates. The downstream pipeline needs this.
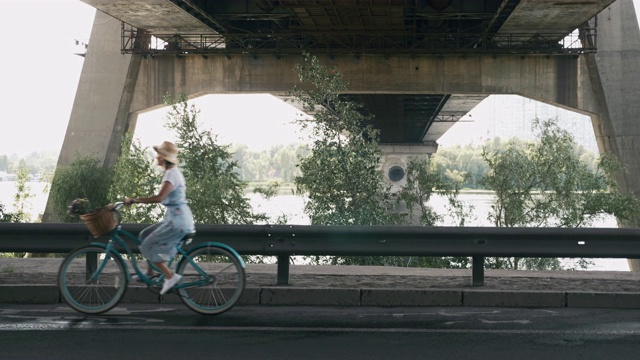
[58,245,127,314]
[176,245,245,315]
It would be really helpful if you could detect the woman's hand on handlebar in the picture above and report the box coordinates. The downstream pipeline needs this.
[124,198,136,206]
[110,202,126,211]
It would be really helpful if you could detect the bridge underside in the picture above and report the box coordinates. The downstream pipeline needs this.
[77,0,613,146]
[341,94,486,144]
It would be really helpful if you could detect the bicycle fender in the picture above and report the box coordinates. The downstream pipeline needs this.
[191,242,246,268]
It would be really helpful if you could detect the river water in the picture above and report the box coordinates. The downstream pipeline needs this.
[0,181,629,271]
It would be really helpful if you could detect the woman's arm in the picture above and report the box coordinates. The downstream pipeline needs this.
[125,181,173,205]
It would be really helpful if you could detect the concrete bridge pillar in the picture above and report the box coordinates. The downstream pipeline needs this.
[583,0,640,270]
[380,143,438,225]
[56,11,143,169]
[43,11,144,221]
[380,143,438,192]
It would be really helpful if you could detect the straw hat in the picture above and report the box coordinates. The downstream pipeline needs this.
[153,141,179,165]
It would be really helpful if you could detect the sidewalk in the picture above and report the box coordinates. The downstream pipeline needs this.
[2,258,640,308]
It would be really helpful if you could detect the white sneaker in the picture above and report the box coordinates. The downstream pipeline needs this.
[160,273,182,295]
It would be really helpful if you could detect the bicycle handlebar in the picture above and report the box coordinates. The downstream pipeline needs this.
[107,202,126,225]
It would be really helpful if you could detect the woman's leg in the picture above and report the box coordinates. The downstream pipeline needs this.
[139,223,162,275]
[156,261,182,295]
[153,262,174,278]
[139,218,186,294]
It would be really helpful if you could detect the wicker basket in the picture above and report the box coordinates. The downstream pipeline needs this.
[80,207,117,238]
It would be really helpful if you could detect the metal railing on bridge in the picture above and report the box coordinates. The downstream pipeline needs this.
[121,23,596,56]
[2,223,639,287]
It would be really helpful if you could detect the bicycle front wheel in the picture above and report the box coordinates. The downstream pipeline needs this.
[58,245,128,314]
[177,245,245,315]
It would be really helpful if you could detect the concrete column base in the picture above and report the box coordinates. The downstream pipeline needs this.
[380,143,438,191]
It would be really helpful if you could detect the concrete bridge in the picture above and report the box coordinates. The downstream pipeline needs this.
[52,1,640,258]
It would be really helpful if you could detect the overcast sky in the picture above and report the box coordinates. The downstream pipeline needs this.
[0,0,306,156]
[1,0,639,156]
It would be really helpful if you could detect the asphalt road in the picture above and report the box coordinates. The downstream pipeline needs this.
[1,304,639,359]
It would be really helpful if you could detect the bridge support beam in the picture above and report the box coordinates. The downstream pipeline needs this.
[128,54,597,114]
[580,0,640,270]
[55,48,599,176]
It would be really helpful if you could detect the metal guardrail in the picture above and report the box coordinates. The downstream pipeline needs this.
[2,223,639,286]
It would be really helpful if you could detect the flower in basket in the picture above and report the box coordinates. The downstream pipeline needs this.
[68,198,94,215]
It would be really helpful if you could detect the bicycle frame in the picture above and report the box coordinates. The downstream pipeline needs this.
[90,226,245,291]
[86,226,175,287]
[60,202,247,315]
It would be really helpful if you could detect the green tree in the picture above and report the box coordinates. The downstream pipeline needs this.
[0,202,24,258]
[20,151,57,176]
[291,53,400,227]
[289,53,411,266]
[0,203,19,223]
[432,143,491,189]
[12,162,34,223]
[163,94,271,225]
[48,153,113,223]
[0,155,10,172]
[397,156,473,227]
[230,144,251,180]
[481,118,640,270]
[108,133,163,224]
[230,143,308,183]
[389,156,474,268]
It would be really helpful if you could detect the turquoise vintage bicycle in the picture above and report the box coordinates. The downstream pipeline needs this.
[57,202,246,315]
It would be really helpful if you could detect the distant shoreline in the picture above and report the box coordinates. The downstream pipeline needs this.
[244,183,495,196]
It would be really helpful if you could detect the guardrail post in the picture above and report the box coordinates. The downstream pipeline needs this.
[86,252,97,281]
[277,255,290,285]
[472,256,484,286]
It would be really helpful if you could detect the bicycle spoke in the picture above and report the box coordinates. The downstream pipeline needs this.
[177,245,245,315]
[212,263,235,277]
[58,246,127,314]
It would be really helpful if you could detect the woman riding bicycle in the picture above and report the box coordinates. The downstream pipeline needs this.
[124,140,195,295]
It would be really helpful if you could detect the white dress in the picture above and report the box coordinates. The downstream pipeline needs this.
[138,167,195,263]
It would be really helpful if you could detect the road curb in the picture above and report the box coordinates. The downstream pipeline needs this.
[261,287,361,306]
[463,290,566,307]
[362,288,462,306]
[2,285,640,309]
[0,285,59,304]
[566,291,640,308]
